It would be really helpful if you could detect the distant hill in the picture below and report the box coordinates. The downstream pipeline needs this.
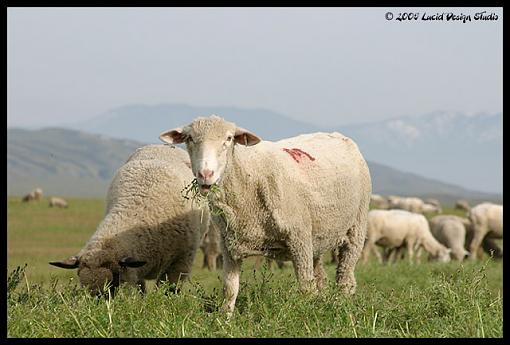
[60,104,502,194]
[7,127,501,206]
[7,128,143,197]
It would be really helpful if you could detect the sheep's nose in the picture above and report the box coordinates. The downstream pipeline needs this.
[198,169,214,180]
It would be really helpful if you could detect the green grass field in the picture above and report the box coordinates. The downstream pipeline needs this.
[7,197,503,338]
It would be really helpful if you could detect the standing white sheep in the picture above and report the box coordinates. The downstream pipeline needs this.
[49,145,208,295]
[362,209,451,264]
[33,187,43,201]
[159,115,372,314]
[467,202,503,260]
[389,197,425,214]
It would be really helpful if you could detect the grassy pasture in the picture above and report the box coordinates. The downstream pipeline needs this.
[6,197,503,338]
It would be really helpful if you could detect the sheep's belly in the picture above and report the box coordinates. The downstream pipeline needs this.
[376,237,404,247]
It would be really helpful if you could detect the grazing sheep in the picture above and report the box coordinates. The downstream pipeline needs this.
[159,115,372,314]
[422,203,442,214]
[455,199,471,212]
[21,191,36,203]
[429,215,471,261]
[362,209,451,264]
[387,195,402,209]
[389,197,425,214]
[467,202,503,260]
[425,198,441,208]
[49,197,68,208]
[370,194,389,209]
[21,187,43,203]
[425,198,442,213]
[49,145,208,295]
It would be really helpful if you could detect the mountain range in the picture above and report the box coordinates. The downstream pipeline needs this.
[60,103,502,194]
[7,127,501,206]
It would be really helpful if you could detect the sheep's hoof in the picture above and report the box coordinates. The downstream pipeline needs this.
[338,282,356,296]
[221,308,234,321]
[299,280,318,295]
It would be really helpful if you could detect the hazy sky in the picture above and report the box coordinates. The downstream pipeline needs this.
[7,7,503,128]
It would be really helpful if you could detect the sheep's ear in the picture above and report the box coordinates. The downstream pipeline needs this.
[159,128,185,144]
[49,256,80,269]
[234,127,261,146]
[119,257,146,268]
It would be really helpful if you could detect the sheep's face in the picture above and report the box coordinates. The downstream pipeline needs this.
[433,247,452,263]
[451,249,470,261]
[49,253,146,296]
[159,115,261,195]
[78,266,114,295]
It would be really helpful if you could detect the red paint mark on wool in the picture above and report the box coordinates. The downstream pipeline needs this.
[282,148,316,163]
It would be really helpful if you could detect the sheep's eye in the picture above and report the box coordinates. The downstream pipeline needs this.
[186,136,195,144]
[226,135,233,142]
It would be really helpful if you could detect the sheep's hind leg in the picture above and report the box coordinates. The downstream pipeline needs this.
[468,228,487,261]
[313,257,328,290]
[406,239,416,264]
[336,224,366,295]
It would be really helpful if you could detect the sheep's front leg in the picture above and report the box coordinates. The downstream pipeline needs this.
[361,240,377,263]
[360,242,371,263]
[406,240,415,264]
[386,247,398,264]
[414,245,423,264]
[371,244,383,264]
[221,250,242,315]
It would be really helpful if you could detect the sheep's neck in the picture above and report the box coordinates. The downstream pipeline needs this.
[219,147,252,199]
[209,148,258,259]
[420,232,442,255]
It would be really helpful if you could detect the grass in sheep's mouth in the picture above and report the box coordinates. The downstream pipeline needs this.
[181,178,221,210]
[181,178,227,228]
